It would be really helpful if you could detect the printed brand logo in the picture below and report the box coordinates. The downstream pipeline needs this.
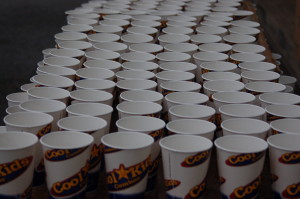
[89,144,102,170]
[282,182,300,198]
[266,113,283,122]
[229,58,241,65]
[279,152,300,164]
[162,89,174,96]
[220,177,226,185]
[181,151,210,167]
[36,124,52,138]
[226,152,265,167]
[45,147,88,161]
[271,174,278,183]
[184,179,206,199]
[106,156,151,191]
[148,155,160,178]
[201,68,210,75]
[165,179,181,191]
[145,112,160,118]
[50,161,89,198]
[0,156,33,185]
[103,145,121,154]
[230,176,261,199]
[149,129,164,142]
[272,129,282,135]
[215,113,222,129]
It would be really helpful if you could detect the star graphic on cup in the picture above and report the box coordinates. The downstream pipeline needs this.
[114,164,130,180]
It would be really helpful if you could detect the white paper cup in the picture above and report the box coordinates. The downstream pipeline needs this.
[229,26,260,37]
[204,15,233,22]
[116,116,165,190]
[223,34,256,45]
[265,104,300,122]
[69,13,99,20]
[241,71,280,84]
[31,74,74,91]
[65,9,94,15]
[20,83,38,92]
[207,11,234,17]
[162,26,194,36]
[156,71,195,92]
[42,48,56,58]
[159,62,197,74]
[43,56,81,70]
[212,6,237,12]
[61,24,93,33]
[37,65,76,80]
[116,70,155,81]
[121,52,156,62]
[267,134,300,198]
[232,43,265,54]
[230,53,266,65]
[180,11,208,23]
[232,10,254,20]
[160,134,213,199]
[122,62,159,73]
[75,79,115,94]
[99,19,130,29]
[158,34,190,47]
[196,25,228,37]
[40,131,94,198]
[160,81,201,96]
[121,33,153,45]
[117,101,162,118]
[119,90,163,105]
[87,33,120,45]
[131,20,161,29]
[70,89,113,106]
[202,72,241,82]
[127,26,158,38]
[166,20,197,28]
[214,135,268,199]
[129,43,163,55]
[131,15,161,22]
[116,79,157,93]
[102,14,132,21]
[94,42,127,54]
[0,132,38,198]
[200,20,230,28]
[239,62,277,73]
[4,112,53,186]
[156,52,191,64]
[49,48,85,59]
[198,43,232,54]
[279,75,297,89]
[193,52,229,75]
[19,99,66,131]
[84,59,121,73]
[167,119,216,140]
[68,18,98,26]
[231,20,260,28]
[57,116,107,192]
[92,25,123,36]
[270,119,300,135]
[167,15,197,22]
[101,132,153,198]
[85,49,120,61]
[54,32,88,44]
[164,43,198,55]
[27,87,70,104]
[190,34,222,45]
[6,92,28,107]
[220,103,265,121]
[76,67,115,81]
[58,41,93,51]
[259,92,300,108]
[6,105,23,114]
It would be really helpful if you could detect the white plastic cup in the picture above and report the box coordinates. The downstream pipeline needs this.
[167,119,216,140]
[19,99,66,131]
[232,44,265,54]
[223,34,256,45]
[40,131,94,198]
[54,32,88,45]
[164,43,198,55]
[168,104,216,122]
[84,59,121,73]
[239,62,277,73]
[116,116,165,191]
[159,62,197,74]
[57,116,107,192]
[61,24,93,33]
[219,103,265,122]
[49,48,85,60]
[127,26,158,40]
[94,42,127,54]
[202,71,241,82]
[160,81,201,96]
[66,102,113,133]
[166,20,197,28]
[58,41,93,51]
[158,34,190,47]
[122,62,159,73]
[231,20,260,28]
[75,79,115,94]
[121,33,153,45]
[265,104,300,122]
[6,92,28,107]
[70,89,113,106]
[160,135,213,199]
[117,101,162,118]
[196,25,228,37]
[116,70,155,81]
[120,52,156,62]
[31,74,74,91]
[99,19,130,29]
[87,33,120,45]
[241,70,280,83]
[267,134,300,199]
[20,83,38,92]
[76,67,115,81]
[279,75,297,90]
[270,119,300,135]
[228,25,260,36]
[162,26,194,36]
[27,87,70,105]
[92,25,123,36]
[85,49,120,61]
[67,18,98,26]
[214,135,268,199]
[131,20,161,29]
[232,10,254,20]
[37,65,76,80]
[259,92,300,108]
[102,14,132,21]
[190,34,222,45]
[4,112,53,186]
[221,118,270,139]
[230,53,265,65]
[204,15,233,22]
[200,20,230,28]
[129,43,163,55]
[68,13,100,20]
[101,132,154,198]
[120,90,163,105]
[156,51,192,64]
[198,43,232,54]
[0,132,38,198]
[116,79,157,93]
[6,105,23,114]
[131,15,161,22]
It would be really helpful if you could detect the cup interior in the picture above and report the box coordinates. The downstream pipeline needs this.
[0,132,38,150]
[58,116,107,132]
[67,102,113,116]
[267,134,300,151]
[116,116,165,132]
[4,112,53,127]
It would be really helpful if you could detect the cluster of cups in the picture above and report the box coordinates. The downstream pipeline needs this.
[1,0,300,198]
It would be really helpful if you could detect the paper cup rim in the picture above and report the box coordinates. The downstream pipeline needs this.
[167,119,217,135]
[70,89,113,101]
[159,134,213,153]
[116,101,162,115]
[57,116,107,132]
[40,131,94,149]
[32,74,74,88]
[155,70,195,81]
[265,104,300,118]
[4,112,53,128]
[116,79,157,90]
[160,80,201,92]
[270,118,300,135]
[101,131,154,150]
[245,82,286,93]
[6,92,28,103]
[116,70,155,80]
[219,103,265,118]
[19,99,66,113]
[214,134,268,153]
[76,67,115,79]
[221,118,270,134]
[27,87,70,100]
[202,71,241,82]
[116,116,165,132]
[239,62,276,71]
[66,102,113,116]
[259,92,300,105]
[165,92,209,105]
[0,132,38,151]
[49,48,85,58]
[267,134,300,151]
[169,104,216,118]
[58,40,93,50]
[83,59,121,69]
[241,70,280,81]
[119,90,163,103]
[75,79,115,90]
[203,80,245,92]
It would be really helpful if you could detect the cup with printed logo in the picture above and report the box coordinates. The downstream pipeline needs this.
[27,87,70,105]
[117,101,162,119]
[259,92,300,108]
[241,71,280,84]
[40,131,94,199]
[84,59,121,73]
[31,74,74,91]
[120,90,163,105]
[93,42,127,54]
[6,105,23,114]
[85,49,120,61]
[0,132,38,198]
[36,65,76,81]
[70,89,113,106]
[270,118,300,136]
[58,41,93,52]
[75,67,115,81]
[214,135,268,199]
[159,62,197,75]
[265,104,300,122]
[122,62,159,73]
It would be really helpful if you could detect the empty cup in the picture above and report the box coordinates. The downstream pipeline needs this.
[120,90,163,105]
[27,87,70,104]
[75,79,115,94]
[31,74,74,91]
[265,104,300,122]
[76,67,115,81]
[6,92,28,107]
[70,89,113,106]
[117,101,162,118]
